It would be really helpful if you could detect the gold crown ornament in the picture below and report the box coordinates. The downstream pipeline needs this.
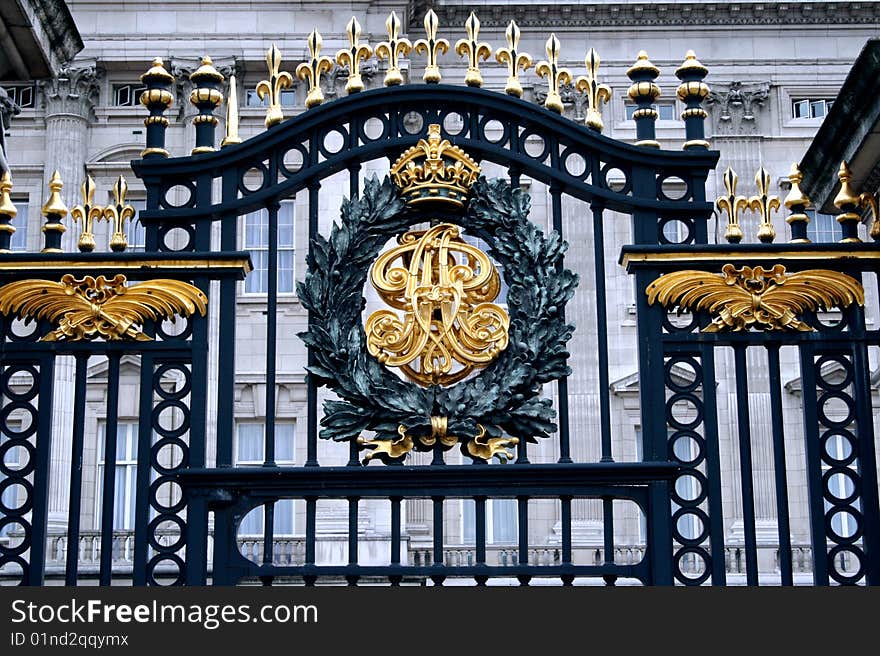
[390,124,480,208]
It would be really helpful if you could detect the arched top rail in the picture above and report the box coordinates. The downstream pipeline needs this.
[132,84,719,220]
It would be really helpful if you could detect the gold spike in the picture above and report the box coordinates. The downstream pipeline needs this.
[716,167,748,244]
[222,75,242,147]
[413,9,449,84]
[102,175,136,252]
[455,12,492,87]
[296,28,335,109]
[495,20,532,97]
[256,43,294,128]
[535,34,572,114]
[70,175,103,253]
[784,164,812,243]
[41,171,67,218]
[862,191,880,241]
[336,17,373,94]
[375,11,412,86]
[834,161,862,243]
[0,171,17,251]
[575,48,611,132]
[749,166,781,244]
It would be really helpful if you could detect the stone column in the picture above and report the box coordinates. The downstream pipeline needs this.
[38,64,100,529]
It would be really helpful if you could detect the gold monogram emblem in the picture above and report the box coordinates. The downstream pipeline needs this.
[365,223,509,385]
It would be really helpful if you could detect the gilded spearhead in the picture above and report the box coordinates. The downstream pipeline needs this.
[455,12,491,87]
[71,175,103,252]
[413,9,449,84]
[375,11,412,86]
[495,20,532,98]
[535,34,572,114]
[256,43,294,128]
[102,175,136,252]
[336,17,373,94]
[716,166,748,244]
[296,28,335,109]
[749,166,781,244]
[575,48,611,132]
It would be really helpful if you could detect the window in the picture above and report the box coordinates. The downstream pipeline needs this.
[246,89,296,107]
[126,200,146,252]
[235,422,296,535]
[805,209,838,243]
[0,427,24,537]
[626,103,676,121]
[95,422,138,531]
[792,98,834,120]
[243,202,295,294]
[461,499,518,545]
[5,85,35,109]
[9,198,27,251]
[113,83,147,107]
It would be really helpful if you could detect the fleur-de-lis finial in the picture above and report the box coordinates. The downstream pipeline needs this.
[750,166,781,244]
[455,12,491,87]
[716,167,749,244]
[413,9,449,84]
[102,175,136,252]
[336,17,373,94]
[495,20,532,97]
[297,28,335,109]
[71,175,103,253]
[256,44,294,128]
[222,75,242,147]
[376,11,412,86]
[536,34,572,114]
[575,48,611,132]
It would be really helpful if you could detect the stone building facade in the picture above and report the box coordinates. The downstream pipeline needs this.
[3,0,880,583]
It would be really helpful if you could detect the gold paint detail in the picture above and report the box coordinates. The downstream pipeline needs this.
[535,33,571,114]
[297,28,334,109]
[626,51,661,108]
[0,274,208,342]
[189,56,224,84]
[419,416,457,448]
[365,223,509,386]
[784,163,811,237]
[716,167,748,244]
[413,9,449,84]
[0,257,251,273]
[103,176,136,252]
[635,140,661,149]
[140,147,169,158]
[41,171,67,219]
[256,43,294,128]
[376,11,412,87]
[465,426,519,463]
[358,427,414,462]
[140,57,174,85]
[455,12,491,88]
[621,249,880,267]
[575,48,611,132]
[862,191,880,241]
[626,50,660,79]
[683,139,710,150]
[834,160,862,242]
[495,20,532,98]
[222,75,242,147]
[389,123,480,208]
[646,264,864,333]
[675,49,709,77]
[750,166,781,244]
[336,17,373,94]
[0,171,17,226]
[71,175,103,253]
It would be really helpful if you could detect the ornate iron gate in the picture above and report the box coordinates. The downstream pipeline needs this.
[0,12,878,586]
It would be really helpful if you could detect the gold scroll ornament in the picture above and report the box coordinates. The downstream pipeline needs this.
[365,223,509,386]
[647,264,863,332]
[0,274,207,341]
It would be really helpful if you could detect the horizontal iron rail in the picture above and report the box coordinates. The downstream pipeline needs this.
[621,244,880,271]
[234,564,647,580]
[0,341,194,355]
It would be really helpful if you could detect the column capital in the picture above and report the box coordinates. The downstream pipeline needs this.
[39,63,102,121]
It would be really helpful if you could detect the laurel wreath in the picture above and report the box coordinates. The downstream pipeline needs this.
[297,175,577,461]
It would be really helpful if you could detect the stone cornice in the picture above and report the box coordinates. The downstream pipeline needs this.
[410,1,880,28]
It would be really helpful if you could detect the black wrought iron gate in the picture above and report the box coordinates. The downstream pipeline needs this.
[1,25,878,586]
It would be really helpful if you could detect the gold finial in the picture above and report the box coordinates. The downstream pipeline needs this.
[390,123,481,208]
[222,75,242,147]
[536,34,572,114]
[862,191,880,241]
[413,9,449,84]
[834,160,862,243]
[41,171,67,218]
[336,17,373,94]
[71,175,103,253]
[455,12,491,87]
[784,163,810,209]
[495,20,532,97]
[297,28,334,109]
[749,166,781,244]
[103,175,136,252]
[190,56,224,83]
[627,50,660,79]
[785,163,812,243]
[376,11,412,86]
[256,43,294,128]
[0,171,17,251]
[575,48,611,132]
[716,166,748,244]
[141,57,174,84]
[676,50,708,77]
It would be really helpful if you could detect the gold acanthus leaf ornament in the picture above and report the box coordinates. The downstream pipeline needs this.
[365,223,509,386]
[0,274,207,341]
[647,264,864,332]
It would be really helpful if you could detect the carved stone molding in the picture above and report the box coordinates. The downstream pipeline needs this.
[38,64,102,121]
[706,81,770,136]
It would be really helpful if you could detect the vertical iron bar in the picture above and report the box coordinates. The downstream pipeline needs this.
[262,501,275,571]
[433,497,444,567]
[475,496,486,567]
[390,497,402,567]
[603,497,617,585]
[64,353,89,585]
[305,497,316,566]
[733,344,759,585]
[517,496,529,581]
[348,496,359,567]
[306,179,320,467]
[700,346,727,585]
[561,496,572,567]
[766,344,793,586]
[133,353,155,585]
[549,182,571,463]
[264,201,279,466]
[592,202,613,462]
[26,355,54,585]
[99,354,121,586]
